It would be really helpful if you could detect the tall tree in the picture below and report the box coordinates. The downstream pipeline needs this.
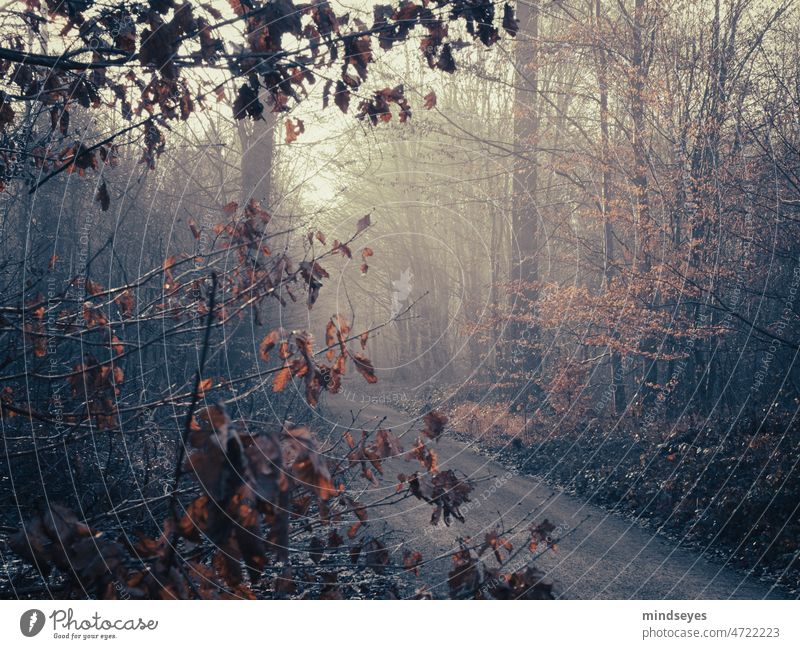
[509,0,541,405]
[594,0,626,414]
[238,110,277,207]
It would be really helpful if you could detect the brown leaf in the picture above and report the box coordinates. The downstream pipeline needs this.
[436,43,456,73]
[480,529,513,563]
[352,353,378,384]
[502,3,519,37]
[115,290,135,317]
[403,549,423,575]
[86,279,104,296]
[244,198,271,222]
[273,366,292,392]
[332,240,352,258]
[423,91,437,109]
[347,521,362,539]
[322,530,342,550]
[529,519,557,553]
[406,439,439,473]
[324,318,340,361]
[334,80,350,113]
[259,330,279,362]
[364,538,389,574]
[227,0,247,17]
[305,366,323,406]
[488,566,554,600]
[284,117,305,144]
[233,83,263,120]
[447,542,481,598]
[422,410,448,441]
[374,429,403,457]
[95,180,110,211]
[197,377,213,397]
[284,425,336,500]
[356,213,371,233]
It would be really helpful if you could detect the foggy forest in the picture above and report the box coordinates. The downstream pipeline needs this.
[0,0,799,600]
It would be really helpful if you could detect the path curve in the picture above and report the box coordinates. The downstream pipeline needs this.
[321,397,788,599]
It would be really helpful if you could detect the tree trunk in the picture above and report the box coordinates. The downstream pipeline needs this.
[509,0,541,405]
[237,110,276,207]
[629,0,659,404]
[595,0,626,415]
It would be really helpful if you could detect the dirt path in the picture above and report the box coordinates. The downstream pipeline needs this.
[320,395,788,599]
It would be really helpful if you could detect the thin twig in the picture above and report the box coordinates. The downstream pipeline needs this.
[168,272,218,522]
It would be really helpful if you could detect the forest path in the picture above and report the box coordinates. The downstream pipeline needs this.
[320,393,787,600]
